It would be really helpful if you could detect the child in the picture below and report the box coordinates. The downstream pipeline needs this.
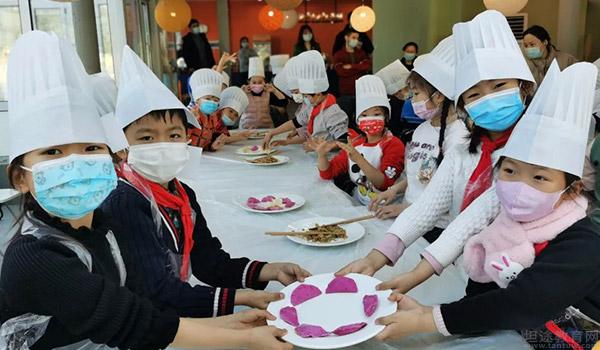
[375,59,411,137]
[369,36,469,229]
[338,10,536,294]
[239,56,288,129]
[0,31,290,350]
[373,62,600,350]
[210,86,253,151]
[103,46,310,319]
[315,75,404,205]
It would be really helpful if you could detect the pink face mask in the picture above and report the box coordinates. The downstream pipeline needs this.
[411,92,440,120]
[495,179,564,222]
[250,84,264,94]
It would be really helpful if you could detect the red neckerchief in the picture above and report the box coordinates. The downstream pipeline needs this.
[307,94,337,136]
[460,128,513,211]
[121,165,195,281]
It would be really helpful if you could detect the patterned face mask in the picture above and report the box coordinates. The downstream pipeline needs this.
[22,154,117,219]
[357,115,386,135]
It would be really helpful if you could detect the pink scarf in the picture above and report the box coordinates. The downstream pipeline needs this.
[463,196,587,288]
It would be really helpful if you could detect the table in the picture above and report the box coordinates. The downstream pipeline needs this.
[176,134,532,350]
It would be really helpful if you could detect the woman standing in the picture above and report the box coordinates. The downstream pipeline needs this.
[523,25,577,84]
[293,25,322,56]
[400,42,419,71]
[236,36,258,85]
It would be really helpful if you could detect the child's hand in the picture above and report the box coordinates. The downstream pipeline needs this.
[312,138,336,155]
[369,187,399,212]
[375,293,435,341]
[220,52,238,65]
[259,262,311,286]
[242,85,251,93]
[215,309,275,329]
[238,130,255,140]
[270,139,288,147]
[246,326,292,350]
[376,271,419,293]
[264,83,275,93]
[212,134,227,151]
[262,133,273,150]
[335,250,389,277]
[335,141,361,162]
[235,290,284,309]
[286,129,298,140]
[375,204,407,220]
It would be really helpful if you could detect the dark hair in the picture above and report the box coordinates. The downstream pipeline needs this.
[344,27,360,37]
[240,36,249,44]
[403,42,419,52]
[347,12,352,22]
[523,25,553,51]
[296,25,318,50]
[7,155,36,231]
[406,71,451,165]
[124,109,188,132]
[188,19,199,28]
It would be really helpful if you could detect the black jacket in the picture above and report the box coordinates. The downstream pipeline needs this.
[179,32,215,70]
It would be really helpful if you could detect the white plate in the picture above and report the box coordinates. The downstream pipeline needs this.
[235,193,306,214]
[267,273,395,349]
[286,217,365,247]
[236,145,269,156]
[244,155,289,166]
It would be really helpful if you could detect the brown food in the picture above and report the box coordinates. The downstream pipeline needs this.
[248,155,279,164]
[302,224,348,243]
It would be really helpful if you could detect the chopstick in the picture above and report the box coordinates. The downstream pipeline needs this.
[308,214,375,229]
[265,231,315,237]
[265,214,376,237]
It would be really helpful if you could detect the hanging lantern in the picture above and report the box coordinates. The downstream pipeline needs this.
[483,0,528,16]
[258,5,284,31]
[281,10,299,29]
[265,0,303,11]
[154,0,192,33]
[350,5,376,33]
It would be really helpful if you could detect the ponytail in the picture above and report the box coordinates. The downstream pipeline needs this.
[436,98,451,165]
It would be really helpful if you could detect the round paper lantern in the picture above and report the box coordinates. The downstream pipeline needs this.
[259,5,284,31]
[483,0,528,16]
[265,0,303,11]
[154,0,192,33]
[281,10,299,29]
[350,5,376,33]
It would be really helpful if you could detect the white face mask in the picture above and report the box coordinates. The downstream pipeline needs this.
[128,142,190,183]
[292,93,304,104]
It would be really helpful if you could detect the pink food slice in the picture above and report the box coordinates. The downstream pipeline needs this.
[282,198,296,208]
[279,306,299,327]
[326,276,358,294]
[363,295,378,317]
[291,284,322,306]
[332,322,367,336]
[250,145,259,151]
[295,324,330,338]
[247,197,260,204]
[261,195,276,202]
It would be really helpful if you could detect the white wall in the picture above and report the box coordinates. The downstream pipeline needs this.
[0,110,8,158]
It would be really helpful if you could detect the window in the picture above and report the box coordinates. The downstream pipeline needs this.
[0,2,21,103]
[95,0,114,78]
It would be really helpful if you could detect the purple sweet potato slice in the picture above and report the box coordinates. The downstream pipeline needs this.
[261,195,276,202]
[279,306,299,327]
[247,197,260,204]
[363,294,378,317]
[282,198,296,208]
[291,284,322,306]
[295,324,330,338]
[332,322,367,336]
[250,145,259,151]
[325,276,358,294]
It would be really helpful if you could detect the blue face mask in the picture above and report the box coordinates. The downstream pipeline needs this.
[465,87,525,132]
[525,47,543,59]
[22,154,117,220]
[222,113,237,126]
[404,53,416,61]
[200,99,219,115]
[303,95,312,106]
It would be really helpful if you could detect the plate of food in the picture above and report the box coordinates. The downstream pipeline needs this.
[266,273,396,349]
[244,155,289,166]
[286,217,365,247]
[248,130,270,139]
[236,145,270,156]
[236,193,305,213]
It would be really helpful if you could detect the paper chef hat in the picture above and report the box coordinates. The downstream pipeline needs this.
[248,56,265,78]
[453,10,535,103]
[270,54,289,75]
[115,46,199,129]
[189,68,223,100]
[7,31,110,163]
[219,86,249,115]
[502,61,598,177]
[221,71,230,88]
[296,50,329,94]
[90,72,129,152]
[375,59,410,96]
[355,75,390,119]
[413,35,456,100]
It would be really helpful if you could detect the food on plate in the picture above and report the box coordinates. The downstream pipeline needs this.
[294,324,330,338]
[301,224,348,243]
[362,295,378,317]
[325,276,358,294]
[246,195,296,211]
[240,145,262,153]
[291,284,322,306]
[247,155,279,164]
[280,306,299,327]
[331,322,367,336]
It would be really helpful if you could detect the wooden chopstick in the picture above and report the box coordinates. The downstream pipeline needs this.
[265,231,316,237]
[265,215,375,237]
[309,214,375,229]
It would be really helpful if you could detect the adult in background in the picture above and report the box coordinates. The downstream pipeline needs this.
[293,24,321,56]
[235,36,258,86]
[179,19,215,71]
[332,12,374,56]
[400,42,419,71]
[523,25,577,84]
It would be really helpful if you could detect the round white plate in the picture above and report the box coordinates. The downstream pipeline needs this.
[267,273,395,349]
[236,145,269,156]
[235,193,306,214]
[244,155,289,166]
[286,217,365,247]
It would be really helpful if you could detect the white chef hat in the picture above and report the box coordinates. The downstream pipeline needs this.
[221,71,230,87]
[115,46,199,129]
[453,10,535,103]
[7,31,109,163]
[248,56,265,78]
[296,50,329,94]
[273,66,291,97]
[90,72,129,152]
[502,61,598,177]
[355,75,390,119]
[375,59,410,96]
[219,86,249,115]
[189,68,223,101]
[413,35,456,100]
[270,54,290,75]
[285,54,308,91]
[593,58,600,90]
